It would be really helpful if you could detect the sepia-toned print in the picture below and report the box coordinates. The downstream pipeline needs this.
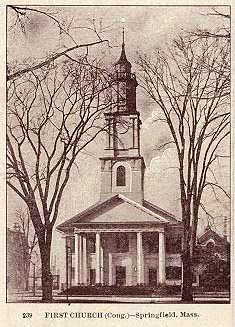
[6,5,230,304]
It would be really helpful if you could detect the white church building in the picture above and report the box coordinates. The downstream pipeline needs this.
[57,34,183,290]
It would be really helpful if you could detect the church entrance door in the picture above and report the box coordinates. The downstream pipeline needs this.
[90,269,96,285]
[115,266,126,286]
[149,268,158,286]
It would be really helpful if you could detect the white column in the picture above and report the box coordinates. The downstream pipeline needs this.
[134,118,138,149]
[74,233,80,285]
[82,234,87,285]
[137,232,144,284]
[159,232,166,283]
[100,246,104,285]
[108,119,111,149]
[108,253,113,286]
[78,233,83,284]
[67,237,72,287]
[95,232,101,284]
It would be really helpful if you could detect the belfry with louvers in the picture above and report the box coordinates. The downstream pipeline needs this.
[57,36,183,289]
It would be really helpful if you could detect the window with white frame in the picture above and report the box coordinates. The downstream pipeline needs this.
[116,165,126,186]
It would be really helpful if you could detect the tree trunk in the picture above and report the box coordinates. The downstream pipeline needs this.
[181,250,193,302]
[40,248,53,302]
[39,232,53,302]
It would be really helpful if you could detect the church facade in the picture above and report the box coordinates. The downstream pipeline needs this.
[57,35,183,289]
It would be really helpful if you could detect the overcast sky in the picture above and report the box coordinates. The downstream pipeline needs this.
[7,5,231,255]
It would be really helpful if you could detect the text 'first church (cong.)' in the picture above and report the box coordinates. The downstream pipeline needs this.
[57,32,183,290]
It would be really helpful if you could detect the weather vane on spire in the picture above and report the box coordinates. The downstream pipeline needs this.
[115,17,129,63]
[122,26,125,46]
[121,18,126,47]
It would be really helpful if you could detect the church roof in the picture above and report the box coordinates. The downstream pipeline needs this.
[197,228,229,245]
[143,200,181,223]
[57,194,181,232]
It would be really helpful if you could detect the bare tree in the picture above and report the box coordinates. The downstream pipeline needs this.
[7,5,112,81]
[137,33,230,301]
[192,8,230,39]
[7,57,114,301]
[13,208,38,291]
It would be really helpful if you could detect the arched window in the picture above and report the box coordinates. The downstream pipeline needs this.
[116,165,126,186]
[206,241,215,251]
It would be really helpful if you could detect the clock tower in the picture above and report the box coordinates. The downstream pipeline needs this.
[100,30,145,204]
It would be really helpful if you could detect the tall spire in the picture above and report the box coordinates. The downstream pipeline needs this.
[120,26,127,61]
[117,26,128,63]
[122,26,125,47]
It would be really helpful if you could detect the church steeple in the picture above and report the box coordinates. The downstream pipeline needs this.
[113,29,138,114]
[116,28,129,63]
[99,31,145,204]
[115,28,132,80]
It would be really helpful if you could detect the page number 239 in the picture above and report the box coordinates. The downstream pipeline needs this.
[23,313,32,318]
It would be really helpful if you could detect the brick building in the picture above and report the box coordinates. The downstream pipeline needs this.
[7,224,29,291]
[194,226,230,290]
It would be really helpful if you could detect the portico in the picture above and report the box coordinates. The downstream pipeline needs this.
[74,231,166,285]
[62,203,170,287]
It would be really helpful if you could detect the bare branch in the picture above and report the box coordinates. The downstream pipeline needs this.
[7,40,108,81]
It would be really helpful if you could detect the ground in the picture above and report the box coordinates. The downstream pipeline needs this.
[7,289,230,304]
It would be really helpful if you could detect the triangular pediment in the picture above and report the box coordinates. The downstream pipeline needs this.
[57,194,177,232]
